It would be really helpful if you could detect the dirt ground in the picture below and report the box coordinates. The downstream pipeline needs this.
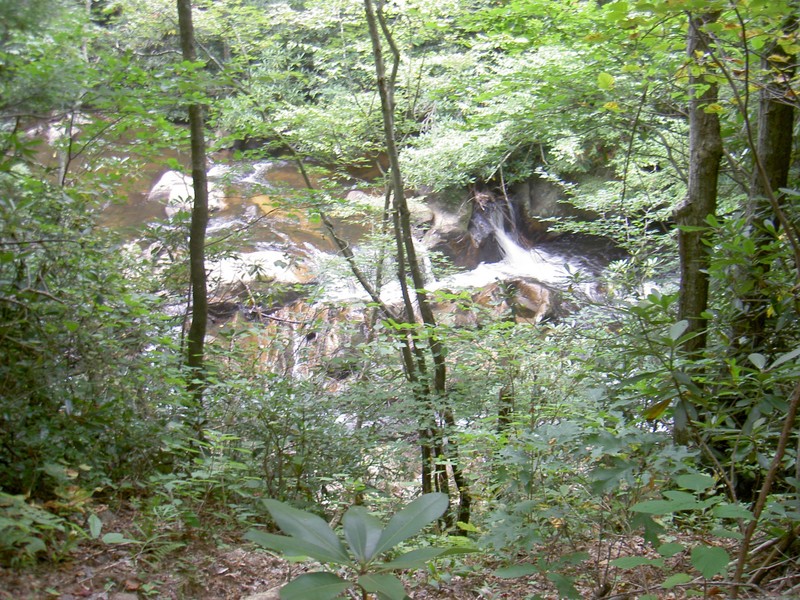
[1,507,797,600]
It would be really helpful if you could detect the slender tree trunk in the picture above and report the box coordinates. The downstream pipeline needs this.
[673,11,723,444]
[176,0,209,410]
[734,20,797,354]
[364,0,471,523]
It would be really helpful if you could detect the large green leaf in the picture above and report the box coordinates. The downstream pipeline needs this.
[343,506,383,564]
[691,545,730,579]
[493,563,539,578]
[372,493,448,557]
[279,572,351,600]
[377,545,478,571]
[547,572,580,599]
[262,499,350,564]
[712,503,754,521]
[675,473,714,492]
[662,573,692,589]
[358,573,409,600]
[611,556,664,569]
[244,530,350,566]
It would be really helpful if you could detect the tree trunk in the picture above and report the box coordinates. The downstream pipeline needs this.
[176,0,209,411]
[364,0,471,524]
[673,11,723,443]
[734,20,797,354]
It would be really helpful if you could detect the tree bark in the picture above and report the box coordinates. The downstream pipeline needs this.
[176,0,209,409]
[673,11,723,443]
[364,0,471,523]
[734,18,797,354]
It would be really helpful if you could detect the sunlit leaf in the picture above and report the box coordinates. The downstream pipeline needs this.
[643,399,671,421]
[597,72,615,90]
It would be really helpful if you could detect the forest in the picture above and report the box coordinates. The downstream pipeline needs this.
[1,0,799,598]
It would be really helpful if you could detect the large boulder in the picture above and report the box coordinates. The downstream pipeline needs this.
[207,250,314,289]
[339,190,434,226]
[431,277,560,327]
[147,170,227,217]
[421,188,481,268]
[510,174,599,233]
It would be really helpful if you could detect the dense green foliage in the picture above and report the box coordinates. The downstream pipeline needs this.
[1,0,799,597]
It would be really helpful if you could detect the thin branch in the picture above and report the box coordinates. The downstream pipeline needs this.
[732,379,800,595]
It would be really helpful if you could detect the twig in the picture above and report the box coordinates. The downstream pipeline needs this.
[732,379,800,595]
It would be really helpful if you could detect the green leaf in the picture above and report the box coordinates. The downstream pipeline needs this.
[597,72,615,90]
[377,545,476,571]
[662,573,692,589]
[662,490,707,510]
[710,527,743,540]
[372,493,448,557]
[631,512,665,545]
[24,537,46,556]
[88,513,102,539]
[493,563,539,578]
[102,532,139,544]
[668,320,689,341]
[657,542,685,557]
[748,353,767,370]
[611,556,664,568]
[547,572,580,599]
[712,504,753,521]
[279,572,351,600]
[771,347,800,370]
[343,506,383,564]
[675,473,714,491]
[358,573,408,600]
[643,398,672,421]
[244,530,350,566]
[631,499,680,514]
[262,500,350,564]
[691,545,730,579]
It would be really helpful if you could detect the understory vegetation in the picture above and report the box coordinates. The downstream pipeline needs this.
[1,0,799,598]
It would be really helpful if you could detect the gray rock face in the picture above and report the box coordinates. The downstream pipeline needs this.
[510,174,599,229]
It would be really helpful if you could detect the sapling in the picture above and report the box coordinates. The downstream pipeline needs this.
[245,492,475,600]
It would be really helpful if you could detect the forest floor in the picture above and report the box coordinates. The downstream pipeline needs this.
[1,503,797,600]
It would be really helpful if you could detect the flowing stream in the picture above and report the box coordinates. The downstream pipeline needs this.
[96,151,614,314]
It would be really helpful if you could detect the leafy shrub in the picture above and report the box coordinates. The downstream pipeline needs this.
[0,493,79,566]
[246,493,475,599]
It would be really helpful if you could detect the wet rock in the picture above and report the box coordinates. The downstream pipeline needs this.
[422,188,478,268]
[432,277,559,327]
[510,174,599,231]
[340,190,433,226]
[147,170,227,217]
